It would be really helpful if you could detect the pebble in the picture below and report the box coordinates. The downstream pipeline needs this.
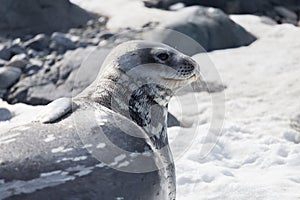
[0,89,6,98]
[274,6,298,25]
[12,38,21,46]
[0,67,22,89]
[100,33,114,40]
[27,49,39,58]
[24,65,42,76]
[0,59,6,67]
[169,2,185,11]
[0,45,11,60]
[0,108,12,121]
[6,53,29,69]
[51,32,76,50]
[24,34,50,51]
[9,44,25,55]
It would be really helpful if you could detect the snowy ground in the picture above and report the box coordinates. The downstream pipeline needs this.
[1,1,300,199]
[170,24,300,199]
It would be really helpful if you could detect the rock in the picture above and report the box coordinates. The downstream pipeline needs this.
[12,38,22,46]
[169,2,185,11]
[151,6,256,55]
[146,0,300,26]
[0,45,12,61]
[0,0,92,37]
[274,6,298,25]
[6,47,99,105]
[100,33,115,40]
[0,59,6,67]
[29,58,44,67]
[10,53,29,61]
[24,34,51,51]
[78,41,88,48]
[44,54,56,66]
[8,44,26,56]
[6,54,29,69]
[51,32,76,52]
[167,112,181,127]
[0,108,12,121]
[147,0,300,14]
[0,67,22,89]
[27,49,39,58]
[24,65,42,76]
[0,89,6,98]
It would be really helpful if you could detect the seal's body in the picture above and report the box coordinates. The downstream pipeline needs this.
[0,41,199,200]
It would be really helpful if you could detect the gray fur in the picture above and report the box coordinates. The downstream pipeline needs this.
[0,40,199,200]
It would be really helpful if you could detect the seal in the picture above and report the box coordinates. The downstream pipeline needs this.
[0,40,200,200]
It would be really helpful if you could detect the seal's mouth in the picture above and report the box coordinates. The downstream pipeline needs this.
[162,73,198,82]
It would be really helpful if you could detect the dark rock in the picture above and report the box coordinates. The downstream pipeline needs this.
[27,49,39,58]
[6,47,99,105]
[8,44,26,56]
[146,0,300,14]
[0,45,12,61]
[78,41,88,48]
[6,54,29,69]
[0,89,6,98]
[44,54,56,66]
[0,59,6,67]
[51,32,76,50]
[274,6,298,25]
[0,108,12,121]
[100,33,115,40]
[0,67,22,89]
[146,0,300,25]
[152,6,256,55]
[167,112,181,127]
[0,0,92,37]
[24,65,42,76]
[24,34,51,51]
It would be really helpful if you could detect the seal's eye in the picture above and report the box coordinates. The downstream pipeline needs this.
[156,52,169,62]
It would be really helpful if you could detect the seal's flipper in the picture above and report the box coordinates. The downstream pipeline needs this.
[35,98,74,123]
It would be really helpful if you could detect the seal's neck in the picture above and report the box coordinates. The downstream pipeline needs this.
[129,84,173,149]
[89,78,173,149]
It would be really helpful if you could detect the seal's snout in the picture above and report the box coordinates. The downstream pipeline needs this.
[178,56,200,80]
[182,59,195,74]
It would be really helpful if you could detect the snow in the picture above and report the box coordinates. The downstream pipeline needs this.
[230,15,278,38]
[168,24,300,199]
[70,0,171,29]
[0,100,43,134]
[1,0,300,199]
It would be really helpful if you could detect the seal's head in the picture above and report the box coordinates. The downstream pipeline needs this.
[85,40,200,127]
[98,40,200,93]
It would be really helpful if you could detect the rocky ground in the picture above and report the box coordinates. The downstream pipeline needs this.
[0,0,300,199]
[1,0,256,106]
